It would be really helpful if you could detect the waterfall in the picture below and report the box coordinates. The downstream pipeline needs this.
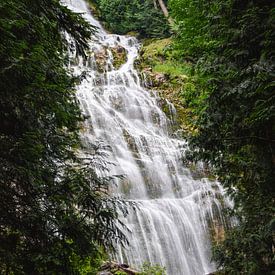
[63,1,229,274]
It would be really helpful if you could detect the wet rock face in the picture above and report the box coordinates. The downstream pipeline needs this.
[141,68,168,87]
[94,47,108,72]
[92,45,127,72]
[110,45,127,70]
[209,218,226,244]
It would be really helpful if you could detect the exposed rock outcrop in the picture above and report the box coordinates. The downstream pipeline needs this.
[92,45,127,72]
[110,46,127,70]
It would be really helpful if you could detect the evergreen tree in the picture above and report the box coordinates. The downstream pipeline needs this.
[94,0,170,38]
[170,0,275,273]
[0,0,126,273]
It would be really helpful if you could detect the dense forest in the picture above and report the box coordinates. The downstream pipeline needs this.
[0,0,274,274]
[169,0,275,273]
[90,0,170,38]
[0,0,126,273]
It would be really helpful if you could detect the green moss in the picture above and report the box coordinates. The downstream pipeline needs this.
[110,47,127,70]
[141,38,172,61]
[126,31,139,37]
[140,262,166,275]
[135,38,200,135]
[139,38,192,83]
[154,62,191,78]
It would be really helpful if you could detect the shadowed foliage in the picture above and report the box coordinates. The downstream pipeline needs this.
[0,0,126,273]
[170,0,275,273]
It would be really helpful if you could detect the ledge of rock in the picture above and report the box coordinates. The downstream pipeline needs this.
[91,45,127,72]
[142,67,168,87]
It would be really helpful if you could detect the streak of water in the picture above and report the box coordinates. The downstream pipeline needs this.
[63,1,229,274]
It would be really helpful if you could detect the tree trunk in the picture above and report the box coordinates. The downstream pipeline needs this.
[157,0,173,24]
[157,0,169,17]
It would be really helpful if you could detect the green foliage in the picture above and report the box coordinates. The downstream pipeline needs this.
[140,262,166,275]
[154,62,190,77]
[69,251,107,274]
[0,0,126,273]
[113,271,127,275]
[94,0,170,38]
[170,0,225,60]
[170,0,275,273]
[139,38,192,79]
[141,38,172,60]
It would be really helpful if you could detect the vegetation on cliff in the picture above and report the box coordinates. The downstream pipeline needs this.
[136,38,196,133]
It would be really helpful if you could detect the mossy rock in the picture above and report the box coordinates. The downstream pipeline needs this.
[110,46,127,70]
[140,38,172,62]
[126,31,139,37]
[92,45,127,72]
[94,47,108,72]
[135,38,200,135]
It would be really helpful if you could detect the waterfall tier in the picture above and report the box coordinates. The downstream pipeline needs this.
[64,1,228,274]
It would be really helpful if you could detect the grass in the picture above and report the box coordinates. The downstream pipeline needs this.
[140,38,193,79]
[154,61,192,78]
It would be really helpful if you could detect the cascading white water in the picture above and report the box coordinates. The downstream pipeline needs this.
[64,1,229,274]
